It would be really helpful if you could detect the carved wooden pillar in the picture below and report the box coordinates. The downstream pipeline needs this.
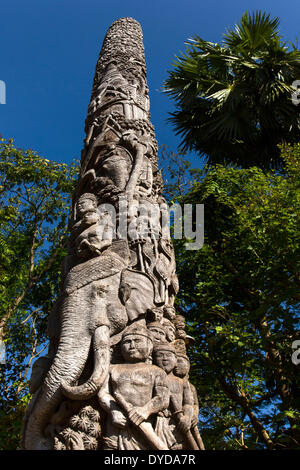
[22,17,204,451]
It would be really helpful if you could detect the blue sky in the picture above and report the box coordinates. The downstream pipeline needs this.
[0,0,299,169]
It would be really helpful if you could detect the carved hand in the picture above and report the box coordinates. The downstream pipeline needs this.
[111,409,128,429]
[191,416,198,428]
[177,415,191,433]
[128,406,149,426]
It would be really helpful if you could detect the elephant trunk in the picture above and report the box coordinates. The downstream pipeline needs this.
[23,288,94,450]
[23,265,125,449]
[61,324,110,400]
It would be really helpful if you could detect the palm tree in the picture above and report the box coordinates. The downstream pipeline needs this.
[164,11,300,170]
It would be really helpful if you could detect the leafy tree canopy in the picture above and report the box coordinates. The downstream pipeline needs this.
[164,11,300,170]
[161,144,300,449]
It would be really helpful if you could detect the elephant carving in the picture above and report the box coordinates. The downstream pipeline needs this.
[22,241,159,449]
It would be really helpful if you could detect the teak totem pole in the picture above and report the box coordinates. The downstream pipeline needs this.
[22,17,204,451]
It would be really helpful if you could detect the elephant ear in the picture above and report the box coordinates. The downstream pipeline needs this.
[119,281,131,305]
[120,269,156,322]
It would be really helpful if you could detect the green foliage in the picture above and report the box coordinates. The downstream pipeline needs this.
[164,11,300,169]
[0,139,79,449]
[165,144,300,449]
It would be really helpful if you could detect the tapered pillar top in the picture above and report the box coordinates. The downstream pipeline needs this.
[91,17,147,104]
[83,17,157,174]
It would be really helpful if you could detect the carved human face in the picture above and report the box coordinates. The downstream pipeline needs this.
[77,198,97,218]
[165,325,176,342]
[174,357,190,378]
[101,154,130,190]
[121,334,152,363]
[164,307,176,321]
[154,350,177,374]
[175,318,185,331]
[148,326,167,344]
[151,308,163,322]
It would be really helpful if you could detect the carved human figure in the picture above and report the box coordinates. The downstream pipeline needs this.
[149,238,178,306]
[174,353,205,450]
[76,192,97,217]
[147,322,167,345]
[76,215,112,258]
[174,354,197,424]
[146,307,164,323]
[152,343,196,450]
[98,325,170,450]
[135,157,153,199]
[162,318,176,343]
[99,147,132,191]
[173,314,187,340]
[71,193,112,258]
[163,305,176,321]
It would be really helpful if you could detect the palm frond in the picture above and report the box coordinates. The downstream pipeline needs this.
[223,11,280,52]
[163,10,300,170]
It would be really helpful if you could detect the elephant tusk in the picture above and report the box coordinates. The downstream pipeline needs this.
[60,324,110,400]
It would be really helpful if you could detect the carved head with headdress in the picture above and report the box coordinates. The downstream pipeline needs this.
[152,342,177,374]
[121,323,153,363]
[76,193,98,217]
[173,341,190,378]
[162,318,176,342]
[147,321,167,344]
